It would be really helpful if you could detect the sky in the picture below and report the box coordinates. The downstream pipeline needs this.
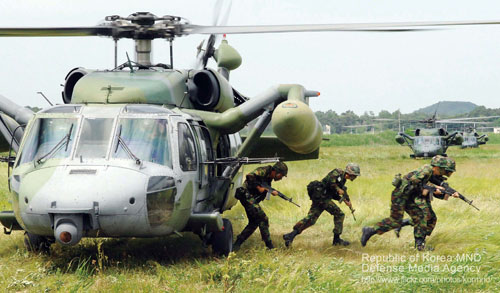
[1,0,500,115]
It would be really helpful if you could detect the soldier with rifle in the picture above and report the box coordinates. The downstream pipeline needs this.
[233,161,289,250]
[361,155,452,251]
[283,163,360,248]
[394,157,479,248]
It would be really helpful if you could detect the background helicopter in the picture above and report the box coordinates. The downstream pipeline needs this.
[436,116,500,148]
[1,2,500,255]
[394,109,500,157]
[394,107,464,158]
[461,128,489,148]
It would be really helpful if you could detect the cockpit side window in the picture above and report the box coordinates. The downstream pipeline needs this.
[17,118,77,166]
[178,123,197,171]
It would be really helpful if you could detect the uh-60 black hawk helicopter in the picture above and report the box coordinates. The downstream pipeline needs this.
[1,8,500,255]
[395,110,464,158]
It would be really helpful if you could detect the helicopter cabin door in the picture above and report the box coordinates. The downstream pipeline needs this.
[188,121,215,189]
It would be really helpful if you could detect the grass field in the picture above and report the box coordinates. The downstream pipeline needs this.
[0,143,499,292]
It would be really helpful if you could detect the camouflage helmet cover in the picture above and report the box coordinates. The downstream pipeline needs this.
[345,163,361,176]
[430,155,448,168]
[273,161,288,176]
[445,157,456,172]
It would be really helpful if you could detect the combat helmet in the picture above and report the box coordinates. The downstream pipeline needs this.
[273,161,288,176]
[445,157,456,172]
[430,155,448,169]
[345,163,361,176]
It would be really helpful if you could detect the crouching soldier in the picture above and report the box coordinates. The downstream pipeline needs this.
[394,156,459,247]
[361,155,450,250]
[233,161,288,250]
[283,163,360,247]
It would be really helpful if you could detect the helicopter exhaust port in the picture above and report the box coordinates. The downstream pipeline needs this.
[53,214,83,246]
[62,67,91,104]
[187,69,234,112]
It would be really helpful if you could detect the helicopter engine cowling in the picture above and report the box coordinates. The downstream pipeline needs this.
[449,133,464,145]
[62,67,92,104]
[187,69,234,112]
[395,134,405,145]
[271,100,322,154]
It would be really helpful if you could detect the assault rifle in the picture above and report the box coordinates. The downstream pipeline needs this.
[259,182,300,208]
[423,183,480,211]
[339,187,356,221]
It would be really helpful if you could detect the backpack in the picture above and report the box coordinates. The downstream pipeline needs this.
[307,180,324,200]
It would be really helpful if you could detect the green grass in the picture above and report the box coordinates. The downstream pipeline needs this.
[1,145,499,291]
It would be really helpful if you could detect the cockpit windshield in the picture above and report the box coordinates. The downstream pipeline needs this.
[415,137,440,145]
[17,118,77,165]
[112,118,171,167]
[75,118,115,159]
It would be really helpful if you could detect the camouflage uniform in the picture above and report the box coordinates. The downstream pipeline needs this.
[233,165,275,249]
[397,157,455,238]
[372,165,439,238]
[293,169,347,236]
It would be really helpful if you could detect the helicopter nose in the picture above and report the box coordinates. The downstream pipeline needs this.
[53,214,83,246]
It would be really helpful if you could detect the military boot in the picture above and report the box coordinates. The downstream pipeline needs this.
[333,234,350,246]
[394,219,411,238]
[415,237,426,251]
[283,230,299,248]
[361,227,376,247]
[233,238,244,251]
[265,240,275,250]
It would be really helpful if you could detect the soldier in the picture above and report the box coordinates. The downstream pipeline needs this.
[394,157,459,246]
[361,155,450,250]
[282,163,360,248]
[233,161,288,250]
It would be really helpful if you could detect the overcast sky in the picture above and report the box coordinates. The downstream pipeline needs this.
[1,0,500,115]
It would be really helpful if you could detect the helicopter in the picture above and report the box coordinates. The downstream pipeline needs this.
[394,108,464,158]
[1,6,500,255]
[461,128,489,148]
[434,116,500,148]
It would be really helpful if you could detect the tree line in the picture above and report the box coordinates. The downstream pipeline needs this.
[315,107,500,134]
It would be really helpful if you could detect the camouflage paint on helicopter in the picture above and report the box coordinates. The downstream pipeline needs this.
[461,128,489,148]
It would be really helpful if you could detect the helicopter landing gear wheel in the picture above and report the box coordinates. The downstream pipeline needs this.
[210,218,233,256]
[24,232,53,253]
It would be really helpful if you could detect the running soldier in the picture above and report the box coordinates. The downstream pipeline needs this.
[233,161,288,250]
[282,163,360,247]
[394,157,459,246]
[361,155,450,250]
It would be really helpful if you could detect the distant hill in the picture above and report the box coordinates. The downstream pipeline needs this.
[413,101,477,116]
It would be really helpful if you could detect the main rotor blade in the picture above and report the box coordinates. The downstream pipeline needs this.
[437,115,500,121]
[0,26,113,37]
[184,20,500,35]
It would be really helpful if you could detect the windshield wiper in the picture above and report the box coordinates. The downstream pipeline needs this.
[36,123,74,165]
[114,125,141,165]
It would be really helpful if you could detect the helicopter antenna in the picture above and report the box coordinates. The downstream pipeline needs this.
[36,91,53,106]
[126,52,135,73]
